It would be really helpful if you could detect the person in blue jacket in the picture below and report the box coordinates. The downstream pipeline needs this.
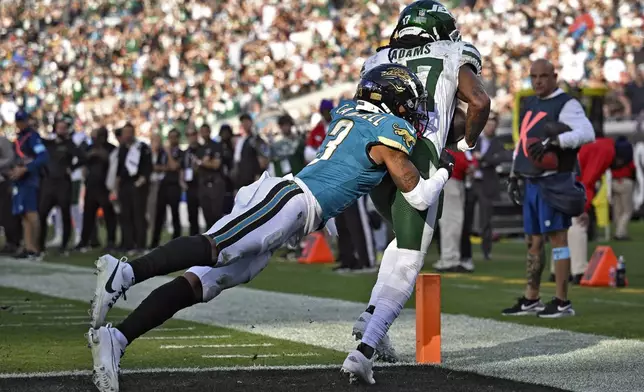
[9,110,49,259]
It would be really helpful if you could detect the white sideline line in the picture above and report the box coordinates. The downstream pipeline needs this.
[152,327,196,332]
[202,353,321,359]
[161,343,274,349]
[139,335,231,341]
[0,321,88,327]
[37,316,89,320]
[0,363,418,379]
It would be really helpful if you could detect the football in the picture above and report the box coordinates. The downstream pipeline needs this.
[526,137,559,170]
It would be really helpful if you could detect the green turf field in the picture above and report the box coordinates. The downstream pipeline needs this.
[1,222,642,375]
[30,222,644,339]
[0,287,343,373]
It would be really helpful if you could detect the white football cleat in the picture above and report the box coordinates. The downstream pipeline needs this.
[352,311,399,363]
[87,325,124,392]
[341,349,375,385]
[89,255,131,328]
[46,236,62,249]
[459,259,475,272]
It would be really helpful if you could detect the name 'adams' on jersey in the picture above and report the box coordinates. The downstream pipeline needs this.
[296,100,418,222]
[361,40,482,151]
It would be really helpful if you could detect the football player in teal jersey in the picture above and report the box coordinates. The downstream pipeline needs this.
[86,63,455,392]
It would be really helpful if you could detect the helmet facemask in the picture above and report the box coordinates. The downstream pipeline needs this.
[398,93,429,134]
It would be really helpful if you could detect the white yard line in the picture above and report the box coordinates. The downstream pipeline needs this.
[37,315,89,320]
[1,257,643,392]
[0,321,88,327]
[0,299,61,304]
[0,363,414,379]
[139,335,231,341]
[161,343,274,349]
[202,353,320,359]
[18,309,82,314]
[151,327,196,332]
[3,303,74,309]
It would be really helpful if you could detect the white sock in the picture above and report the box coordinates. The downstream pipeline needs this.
[71,204,83,241]
[111,326,129,347]
[51,208,62,241]
[121,263,135,288]
[367,239,398,307]
[362,248,424,349]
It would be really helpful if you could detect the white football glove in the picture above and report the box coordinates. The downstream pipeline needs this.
[457,138,475,152]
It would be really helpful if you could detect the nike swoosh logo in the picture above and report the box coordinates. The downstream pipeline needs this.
[557,305,570,312]
[104,261,120,294]
[521,303,538,311]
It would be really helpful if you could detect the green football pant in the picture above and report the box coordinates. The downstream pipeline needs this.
[369,138,443,252]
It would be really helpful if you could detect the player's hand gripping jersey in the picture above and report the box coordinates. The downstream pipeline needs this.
[297,99,418,222]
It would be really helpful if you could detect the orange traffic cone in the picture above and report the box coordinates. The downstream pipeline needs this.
[580,246,628,287]
[297,231,335,264]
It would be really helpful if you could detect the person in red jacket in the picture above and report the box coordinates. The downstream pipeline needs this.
[610,136,635,240]
[550,137,616,283]
[304,99,334,163]
[434,149,470,272]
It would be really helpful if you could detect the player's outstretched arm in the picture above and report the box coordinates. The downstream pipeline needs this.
[456,66,491,151]
[370,145,451,211]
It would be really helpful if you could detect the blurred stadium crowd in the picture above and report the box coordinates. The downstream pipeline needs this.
[0,0,642,137]
[0,0,642,269]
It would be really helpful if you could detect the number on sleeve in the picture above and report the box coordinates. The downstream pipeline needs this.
[406,58,444,112]
[308,119,354,166]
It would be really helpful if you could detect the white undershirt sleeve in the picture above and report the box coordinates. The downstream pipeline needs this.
[556,99,595,149]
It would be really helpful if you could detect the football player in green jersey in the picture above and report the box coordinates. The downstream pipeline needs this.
[342,0,491,385]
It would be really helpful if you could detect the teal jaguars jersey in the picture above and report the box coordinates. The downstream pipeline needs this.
[296,100,418,221]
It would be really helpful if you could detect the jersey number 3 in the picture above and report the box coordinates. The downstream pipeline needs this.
[406,58,444,112]
[308,119,354,166]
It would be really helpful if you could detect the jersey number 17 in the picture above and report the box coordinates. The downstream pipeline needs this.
[405,57,444,113]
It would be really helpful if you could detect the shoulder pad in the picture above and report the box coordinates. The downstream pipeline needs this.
[378,118,418,156]
[361,50,391,77]
[458,41,482,76]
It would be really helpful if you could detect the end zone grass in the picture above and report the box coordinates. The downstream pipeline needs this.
[0,287,344,373]
[246,223,644,340]
[22,222,644,340]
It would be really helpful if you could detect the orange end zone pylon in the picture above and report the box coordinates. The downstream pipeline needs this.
[416,273,441,364]
[581,245,628,287]
[297,231,335,264]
